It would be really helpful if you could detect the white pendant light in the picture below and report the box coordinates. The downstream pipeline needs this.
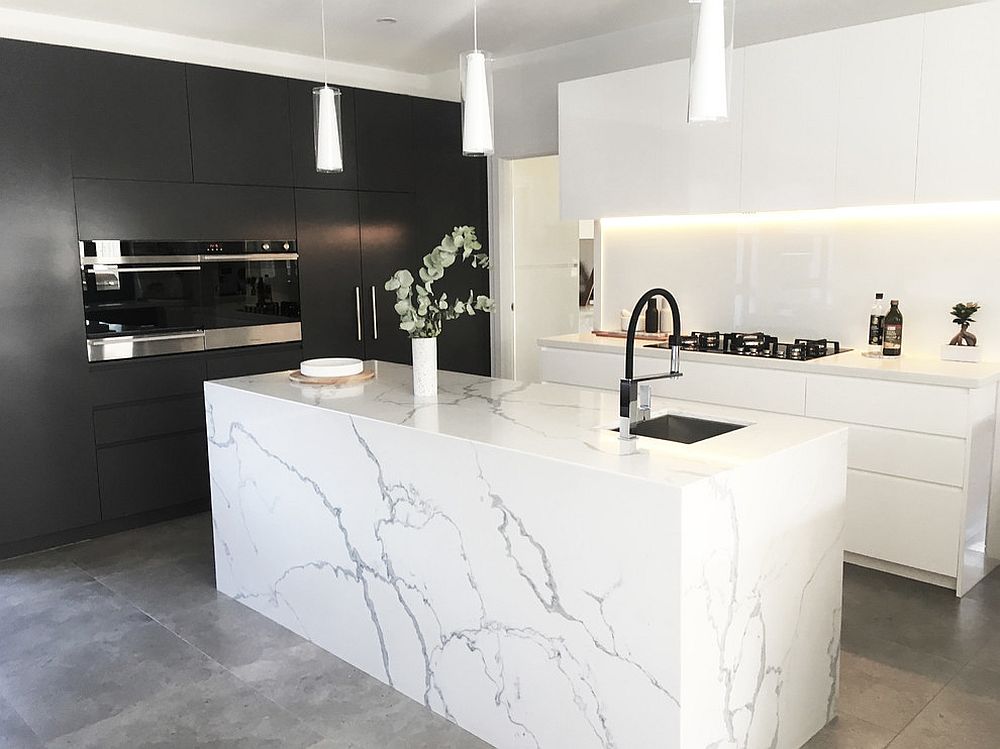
[460,0,494,156]
[687,0,734,124]
[314,0,344,173]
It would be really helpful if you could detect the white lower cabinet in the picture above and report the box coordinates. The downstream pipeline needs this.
[846,470,963,577]
[540,343,1000,594]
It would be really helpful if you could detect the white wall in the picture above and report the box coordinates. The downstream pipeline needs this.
[599,207,1000,360]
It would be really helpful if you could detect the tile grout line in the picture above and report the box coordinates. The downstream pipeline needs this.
[83,561,334,744]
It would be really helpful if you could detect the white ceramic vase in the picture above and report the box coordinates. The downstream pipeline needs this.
[411,337,438,397]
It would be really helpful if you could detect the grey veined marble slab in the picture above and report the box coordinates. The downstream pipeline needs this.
[205,361,848,748]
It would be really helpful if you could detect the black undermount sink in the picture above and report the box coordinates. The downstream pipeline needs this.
[615,413,747,444]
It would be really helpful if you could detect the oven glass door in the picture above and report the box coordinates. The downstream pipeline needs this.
[82,263,202,338]
[199,257,301,330]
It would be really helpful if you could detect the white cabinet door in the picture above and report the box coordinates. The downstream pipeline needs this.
[740,30,839,212]
[836,15,923,207]
[916,2,1000,203]
[558,54,743,219]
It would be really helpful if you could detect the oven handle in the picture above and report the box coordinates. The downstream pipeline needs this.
[198,253,299,262]
[89,331,206,344]
[355,286,362,342]
[86,266,202,273]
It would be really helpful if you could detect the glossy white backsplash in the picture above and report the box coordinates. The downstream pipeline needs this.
[599,210,1000,360]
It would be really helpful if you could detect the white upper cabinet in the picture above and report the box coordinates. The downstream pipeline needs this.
[835,15,923,207]
[916,2,1000,203]
[558,52,743,219]
[739,31,839,212]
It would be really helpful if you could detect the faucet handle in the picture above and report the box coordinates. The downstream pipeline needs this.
[638,382,652,419]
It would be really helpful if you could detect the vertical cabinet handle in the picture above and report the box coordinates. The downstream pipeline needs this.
[354,286,362,342]
[370,286,378,340]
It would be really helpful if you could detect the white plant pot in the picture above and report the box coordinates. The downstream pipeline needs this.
[411,337,438,397]
[941,344,982,363]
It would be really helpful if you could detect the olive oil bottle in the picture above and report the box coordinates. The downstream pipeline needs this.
[882,300,903,357]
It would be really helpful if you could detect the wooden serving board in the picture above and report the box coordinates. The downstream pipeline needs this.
[288,368,376,386]
[594,330,670,341]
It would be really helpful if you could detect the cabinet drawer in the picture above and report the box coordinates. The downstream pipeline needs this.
[93,395,205,446]
[205,344,303,380]
[846,469,963,577]
[89,354,206,406]
[97,431,209,520]
[847,425,967,487]
[806,374,970,437]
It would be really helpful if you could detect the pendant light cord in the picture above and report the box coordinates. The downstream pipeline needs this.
[473,0,479,52]
[321,0,328,86]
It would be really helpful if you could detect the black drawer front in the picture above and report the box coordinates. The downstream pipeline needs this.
[205,343,303,380]
[89,354,206,406]
[97,431,209,520]
[93,395,206,446]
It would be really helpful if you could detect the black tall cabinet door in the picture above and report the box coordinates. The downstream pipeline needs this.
[359,192,419,365]
[67,49,193,182]
[355,90,414,193]
[186,66,294,186]
[295,189,364,360]
[289,80,359,190]
[413,98,492,375]
[0,40,101,545]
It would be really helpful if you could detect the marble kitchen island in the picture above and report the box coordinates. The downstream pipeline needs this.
[206,361,848,749]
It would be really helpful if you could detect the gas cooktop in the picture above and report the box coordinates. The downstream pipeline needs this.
[645,331,850,361]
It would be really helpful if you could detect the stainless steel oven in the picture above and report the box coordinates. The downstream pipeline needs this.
[81,240,301,362]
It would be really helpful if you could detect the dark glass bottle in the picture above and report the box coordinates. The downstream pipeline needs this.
[645,299,659,333]
[882,300,903,357]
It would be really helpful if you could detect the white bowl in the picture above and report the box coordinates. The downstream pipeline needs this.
[300,357,364,378]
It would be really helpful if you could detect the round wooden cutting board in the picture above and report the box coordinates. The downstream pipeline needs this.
[288,368,376,386]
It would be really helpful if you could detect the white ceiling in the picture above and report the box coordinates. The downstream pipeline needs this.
[0,0,985,74]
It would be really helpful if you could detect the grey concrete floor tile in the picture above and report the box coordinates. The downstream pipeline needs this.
[55,512,214,579]
[842,564,994,663]
[837,646,956,732]
[96,555,220,621]
[0,552,94,612]
[1,618,226,742]
[0,692,44,749]
[888,664,1000,748]
[45,670,326,749]
[803,714,896,749]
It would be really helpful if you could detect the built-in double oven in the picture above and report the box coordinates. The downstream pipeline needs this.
[80,240,301,362]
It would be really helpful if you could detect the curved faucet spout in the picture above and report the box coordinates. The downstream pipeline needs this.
[624,288,681,380]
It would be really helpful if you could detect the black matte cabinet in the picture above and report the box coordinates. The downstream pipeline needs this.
[187,66,294,186]
[295,189,365,360]
[355,90,414,193]
[289,80,359,190]
[359,192,420,364]
[412,98,492,375]
[67,49,193,182]
[74,180,295,240]
[0,40,101,547]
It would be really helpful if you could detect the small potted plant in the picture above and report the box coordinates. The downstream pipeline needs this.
[942,301,982,362]
[385,226,494,396]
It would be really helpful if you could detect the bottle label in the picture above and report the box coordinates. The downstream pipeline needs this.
[868,314,885,345]
[883,324,902,351]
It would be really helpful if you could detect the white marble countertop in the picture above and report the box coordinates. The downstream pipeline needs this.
[540,332,1000,389]
[207,360,845,490]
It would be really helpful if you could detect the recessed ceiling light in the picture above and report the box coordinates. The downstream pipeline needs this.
[375,16,397,24]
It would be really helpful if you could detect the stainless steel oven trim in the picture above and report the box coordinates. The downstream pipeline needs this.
[81,253,298,266]
[86,266,201,273]
[87,331,207,362]
[203,322,302,351]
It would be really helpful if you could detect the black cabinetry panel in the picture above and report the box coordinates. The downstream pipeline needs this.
[355,90,414,193]
[187,65,294,186]
[359,192,419,364]
[67,49,193,182]
[289,80,359,190]
[205,343,303,379]
[89,355,206,406]
[295,189,364,359]
[0,39,101,545]
[97,432,209,520]
[74,179,295,239]
[94,395,206,446]
[412,98,491,375]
